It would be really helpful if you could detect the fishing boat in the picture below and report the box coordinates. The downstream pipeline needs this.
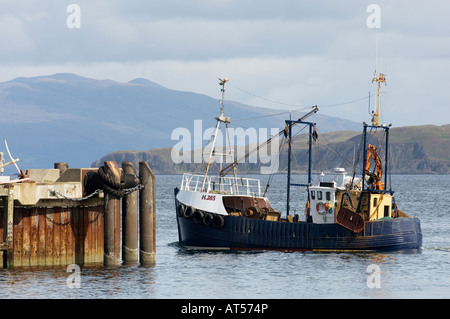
[174,76,422,252]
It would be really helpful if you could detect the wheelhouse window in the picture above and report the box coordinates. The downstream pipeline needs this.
[317,191,323,200]
[311,190,315,200]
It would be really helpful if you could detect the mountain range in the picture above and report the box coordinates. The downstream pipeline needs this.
[1,73,448,175]
[94,124,450,175]
[0,73,360,171]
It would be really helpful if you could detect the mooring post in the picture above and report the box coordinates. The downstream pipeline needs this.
[139,162,156,265]
[103,161,121,267]
[122,162,139,264]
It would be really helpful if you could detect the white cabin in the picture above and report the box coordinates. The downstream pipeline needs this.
[309,183,336,224]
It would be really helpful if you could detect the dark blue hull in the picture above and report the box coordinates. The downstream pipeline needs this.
[175,201,422,252]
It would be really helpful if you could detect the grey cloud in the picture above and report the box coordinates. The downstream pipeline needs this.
[0,0,448,127]
[0,1,368,64]
[2,0,447,66]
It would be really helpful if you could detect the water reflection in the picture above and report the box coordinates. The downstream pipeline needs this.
[0,175,448,298]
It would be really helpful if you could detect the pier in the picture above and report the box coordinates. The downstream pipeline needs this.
[0,161,155,268]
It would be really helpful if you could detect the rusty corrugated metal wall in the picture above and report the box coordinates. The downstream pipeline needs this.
[1,205,104,267]
[0,161,155,268]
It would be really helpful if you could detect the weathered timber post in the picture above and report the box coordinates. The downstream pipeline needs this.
[139,162,156,265]
[122,162,139,264]
[103,161,121,267]
[2,185,14,268]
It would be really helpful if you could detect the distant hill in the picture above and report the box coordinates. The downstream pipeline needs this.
[93,124,450,174]
[389,124,450,173]
[0,73,361,171]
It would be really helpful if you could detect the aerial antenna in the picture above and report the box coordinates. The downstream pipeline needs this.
[371,30,387,127]
[218,78,228,115]
[375,29,379,74]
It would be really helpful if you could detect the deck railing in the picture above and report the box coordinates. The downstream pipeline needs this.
[180,173,262,197]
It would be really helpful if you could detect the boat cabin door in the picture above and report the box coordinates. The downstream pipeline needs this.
[309,185,336,224]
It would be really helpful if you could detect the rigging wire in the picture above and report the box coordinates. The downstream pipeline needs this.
[314,127,358,170]
[319,95,372,108]
[232,108,309,122]
[261,123,310,195]
[197,82,383,194]
[230,84,304,108]
[229,83,374,123]
[263,135,286,196]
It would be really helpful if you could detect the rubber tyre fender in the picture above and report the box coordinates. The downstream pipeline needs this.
[203,213,214,226]
[213,214,225,228]
[177,204,185,217]
[183,206,195,219]
[193,210,205,224]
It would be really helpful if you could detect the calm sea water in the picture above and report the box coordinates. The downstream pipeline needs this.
[1,174,449,299]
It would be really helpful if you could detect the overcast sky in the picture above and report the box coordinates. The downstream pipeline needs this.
[1,0,449,127]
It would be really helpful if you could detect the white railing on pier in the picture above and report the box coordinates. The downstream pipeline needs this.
[180,173,262,197]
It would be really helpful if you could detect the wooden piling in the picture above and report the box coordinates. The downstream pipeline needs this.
[0,160,156,268]
[2,185,14,268]
[139,162,156,265]
[103,161,121,267]
[122,162,139,264]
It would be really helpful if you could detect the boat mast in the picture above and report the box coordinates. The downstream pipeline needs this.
[371,71,386,126]
[285,106,318,216]
[362,68,391,192]
[202,78,235,192]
